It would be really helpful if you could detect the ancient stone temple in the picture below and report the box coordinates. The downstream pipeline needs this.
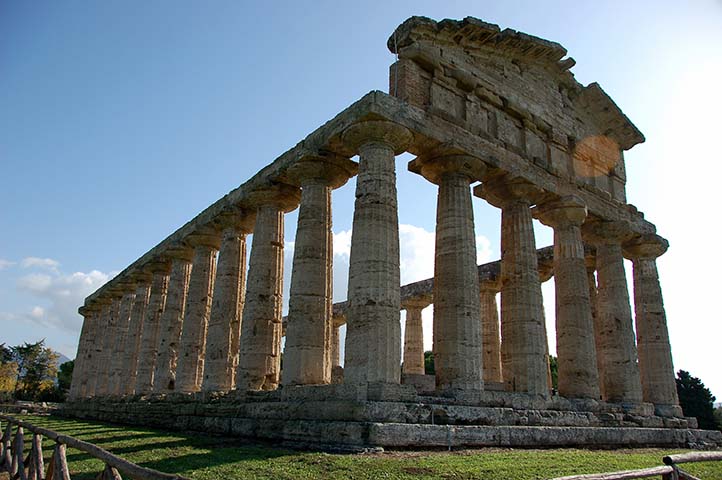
[65,16,721,449]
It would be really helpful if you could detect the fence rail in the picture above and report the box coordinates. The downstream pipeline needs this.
[550,450,722,480]
[0,414,191,480]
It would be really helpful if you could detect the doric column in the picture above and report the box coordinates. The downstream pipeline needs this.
[330,313,344,368]
[534,196,600,399]
[476,176,548,395]
[109,287,136,396]
[69,304,97,399]
[236,184,300,391]
[202,210,254,392]
[479,278,502,384]
[583,220,642,404]
[134,261,171,395]
[585,253,604,400]
[401,297,429,376]
[409,153,486,392]
[84,298,110,397]
[122,277,151,395]
[94,294,121,396]
[175,230,221,393]
[341,120,411,386]
[284,155,357,386]
[153,246,194,393]
[623,234,681,415]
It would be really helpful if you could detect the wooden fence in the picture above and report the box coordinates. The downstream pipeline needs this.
[550,450,722,480]
[0,414,191,480]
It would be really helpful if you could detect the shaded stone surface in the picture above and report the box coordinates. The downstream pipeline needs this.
[175,238,220,393]
[202,216,251,392]
[153,253,192,393]
[134,266,170,395]
[342,120,411,386]
[535,196,600,400]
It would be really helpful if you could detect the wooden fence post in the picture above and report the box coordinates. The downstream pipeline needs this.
[11,425,27,480]
[0,420,11,470]
[96,464,123,480]
[27,432,45,480]
[48,443,71,480]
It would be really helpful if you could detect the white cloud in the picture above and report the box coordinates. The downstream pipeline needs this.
[12,268,111,332]
[0,259,15,270]
[333,230,352,259]
[20,257,60,272]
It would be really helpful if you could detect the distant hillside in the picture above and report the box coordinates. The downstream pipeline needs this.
[56,352,72,366]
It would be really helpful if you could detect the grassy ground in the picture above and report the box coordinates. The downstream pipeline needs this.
[1,414,720,479]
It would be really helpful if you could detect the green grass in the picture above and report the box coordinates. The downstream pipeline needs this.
[2,414,720,479]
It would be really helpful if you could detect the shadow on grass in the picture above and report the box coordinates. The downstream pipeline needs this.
[64,438,200,461]
[135,447,293,476]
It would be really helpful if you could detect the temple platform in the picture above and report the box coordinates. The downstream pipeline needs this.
[61,385,722,450]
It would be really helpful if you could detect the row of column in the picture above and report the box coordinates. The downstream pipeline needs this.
[70,119,679,416]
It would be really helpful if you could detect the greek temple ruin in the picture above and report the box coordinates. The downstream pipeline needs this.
[65,16,722,449]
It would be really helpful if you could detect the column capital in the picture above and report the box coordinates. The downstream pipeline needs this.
[533,195,587,229]
[163,243,195,262]
[623,233,669,260]
[212,207,256,235]
[401,295,431,310]
[129,270,153,285]
[582,218,634,245]
[186,226,222,250]
[341,120,412,155]
[241,183,301,213]
[479,277,500,293]
[285,154,358,189]
[142,257,172,275]
[408,152,487,185]
[332,313,347,328]
[473,174,547,209]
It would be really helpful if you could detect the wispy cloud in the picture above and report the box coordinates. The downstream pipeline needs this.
[20,257,60,272]
[0,259,16,270]
[11,268,111,332]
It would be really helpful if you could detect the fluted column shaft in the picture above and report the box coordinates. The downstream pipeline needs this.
[154,255,193,393]
[69,308,96,399]
[594,239,642,403]
[435,172,483,390]
[109,291,136,395]
[85,302,110,397]
[535,197,600,399]
[202,226,248,392]
[477,177,549,395]
[500,199,548,394]
[122,283,151,395]
[342,121,411,386]
[95,297,121,396]
[237,204,287,391]
[135,268,170,394]
[330,320,342,368]
[283,155,357,386]
[402,302,426,375]
[480,287,502,384]
[176,243,218,393]
[284,181,333,385]
[625,235,679,412]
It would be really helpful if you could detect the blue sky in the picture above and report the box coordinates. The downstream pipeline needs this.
[1,1,721,398]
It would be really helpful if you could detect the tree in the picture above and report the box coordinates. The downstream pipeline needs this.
[714,406,722,431]
[549,355,558,392]
[58,360,74,393]
[11,340,59,401]
[676,370,717,430]
[424,351,434,375]
[0,343,18,402]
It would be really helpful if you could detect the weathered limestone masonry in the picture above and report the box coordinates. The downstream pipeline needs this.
[65,16,721,449]
[153,248,192,393]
